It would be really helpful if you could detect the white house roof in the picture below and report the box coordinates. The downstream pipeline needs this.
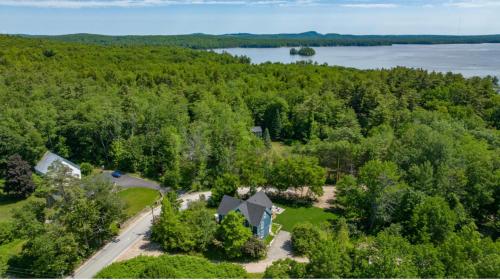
[251,126,263,133]
[34,151,81,178]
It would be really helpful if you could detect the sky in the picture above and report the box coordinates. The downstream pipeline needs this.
[0,0,499,35]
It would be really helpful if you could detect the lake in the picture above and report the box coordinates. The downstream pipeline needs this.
[214,44,500,78]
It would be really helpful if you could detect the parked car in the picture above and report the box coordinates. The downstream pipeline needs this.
[111,170,122,178]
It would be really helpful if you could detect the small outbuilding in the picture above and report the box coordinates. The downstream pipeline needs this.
[34,151,81,179]
[251,126,263,138]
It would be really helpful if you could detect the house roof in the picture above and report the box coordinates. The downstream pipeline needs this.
[247,191,273,209]
[34,151,81,176]
[243,201,268,226]
[217,192,273,227]
[217,195,242,216]
[251,126,263,133]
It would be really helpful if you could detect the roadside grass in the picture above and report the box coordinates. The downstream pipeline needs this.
[118,188,161,218]
[0,239,25,276]
[274,203,338,232]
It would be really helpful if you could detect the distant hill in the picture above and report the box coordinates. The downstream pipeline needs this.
[20,32,500,49]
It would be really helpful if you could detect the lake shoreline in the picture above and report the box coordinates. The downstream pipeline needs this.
[213,44,500,78]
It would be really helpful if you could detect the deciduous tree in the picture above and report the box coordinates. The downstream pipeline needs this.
[4,154,36,197]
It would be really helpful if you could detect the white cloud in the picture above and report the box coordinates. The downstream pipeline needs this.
[0,0,321,8]
[445,0,500,8]
[340,3,398,8]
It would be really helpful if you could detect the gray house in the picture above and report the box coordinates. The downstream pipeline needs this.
[34,151,81,179]
[251,126,263,138]
[217,191,273,239]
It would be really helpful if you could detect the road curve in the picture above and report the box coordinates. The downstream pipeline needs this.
[72,191,211,279]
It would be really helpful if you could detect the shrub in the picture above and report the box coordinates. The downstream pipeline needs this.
[264,258,307,278]
[0,222,13,245]
[95,255,248,279]
[291,222,323,256]
[79,162,93,176]
[242,236,267,259]
[265,191,315,207]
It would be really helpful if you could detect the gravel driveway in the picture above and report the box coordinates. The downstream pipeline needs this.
[243,231,308,273]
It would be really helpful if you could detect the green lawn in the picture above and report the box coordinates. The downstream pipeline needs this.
[118,188,161,218]
[0,239,25,276]
[274,204,338,232]
[0,183,33,223]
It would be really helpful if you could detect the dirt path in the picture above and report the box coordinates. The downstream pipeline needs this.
[314,186,335,209]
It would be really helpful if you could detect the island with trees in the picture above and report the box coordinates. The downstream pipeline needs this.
[290,47,316,56]
[0,35,499,279]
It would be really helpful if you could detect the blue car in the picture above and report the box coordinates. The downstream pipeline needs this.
[111,170,122,178]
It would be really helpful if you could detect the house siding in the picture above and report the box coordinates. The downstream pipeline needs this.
[257,210,272,239]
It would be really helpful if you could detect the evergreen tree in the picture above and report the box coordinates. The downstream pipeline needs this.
[269,108,282,140]
[263,128,272,149]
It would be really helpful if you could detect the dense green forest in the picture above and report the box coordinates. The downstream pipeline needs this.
[0,35,499,278]
[24,31,500,49]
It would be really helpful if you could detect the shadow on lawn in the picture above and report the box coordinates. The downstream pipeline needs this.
[0,193,25,206]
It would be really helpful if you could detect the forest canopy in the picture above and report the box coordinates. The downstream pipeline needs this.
[23,32,500,49]
[0,35,499,278]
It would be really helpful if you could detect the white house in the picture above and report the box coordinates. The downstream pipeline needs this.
[34,151,81,179]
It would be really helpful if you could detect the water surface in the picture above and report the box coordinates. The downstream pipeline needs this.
[214,44,500,78]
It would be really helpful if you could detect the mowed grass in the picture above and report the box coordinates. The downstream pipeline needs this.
[274,204,338,232]
[0,180,33,223]
[0,239,25,275]
[0,196,32,223]
[118,188,160,217]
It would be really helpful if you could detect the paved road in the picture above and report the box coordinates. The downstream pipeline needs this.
[98,171,163,192]
[72,191,211,279]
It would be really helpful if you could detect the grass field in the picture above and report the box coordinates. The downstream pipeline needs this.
[274,204,338,232]
[0,196,32,223]
[118,188,161,217]
[0,239,25,275]
[0,181,33,223]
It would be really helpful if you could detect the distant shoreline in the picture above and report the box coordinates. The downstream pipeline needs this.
[17,32,500,49]
[213,44,500,79]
